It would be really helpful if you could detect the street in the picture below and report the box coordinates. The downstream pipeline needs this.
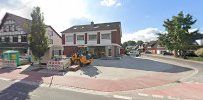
[0,79,124,100]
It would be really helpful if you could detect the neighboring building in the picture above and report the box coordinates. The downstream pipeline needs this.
[196,39,203,46]
[42,25,63,63]
[61,22,122,57]
[0,13,62,62]
[146,41,166,54]
[137,42,148,52]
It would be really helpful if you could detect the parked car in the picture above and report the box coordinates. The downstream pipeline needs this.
[162,51,173,55]
[145,51,152,54]
[127,51,140,57]
[185,50,198,57]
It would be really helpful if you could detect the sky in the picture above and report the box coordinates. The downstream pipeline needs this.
[0,0,203,43]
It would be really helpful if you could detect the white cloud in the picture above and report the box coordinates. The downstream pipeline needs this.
[116,2,122,7]
[100,0,121,7]
[122,28,161,43]
[0,0,93,34]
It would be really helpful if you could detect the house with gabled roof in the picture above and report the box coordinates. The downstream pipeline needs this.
[145,40,166,54]
[0,12,62,63]
[61,21,122,58]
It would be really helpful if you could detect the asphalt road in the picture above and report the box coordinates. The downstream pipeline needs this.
[93,56,192,73]
[0,80,123,100]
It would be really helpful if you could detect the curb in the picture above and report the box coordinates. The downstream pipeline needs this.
[137,92,194,100]
[145,54,203,64]
[0,78,111,97]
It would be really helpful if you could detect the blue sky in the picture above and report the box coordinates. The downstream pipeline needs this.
[0,0,203,42]
[87,0,203,33]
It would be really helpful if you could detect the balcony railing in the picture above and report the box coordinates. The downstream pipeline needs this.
[0,31,26,36]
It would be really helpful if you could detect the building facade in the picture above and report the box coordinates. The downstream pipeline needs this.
[0,13,62,62]
[145,41,166,54]
[61,22,122,57]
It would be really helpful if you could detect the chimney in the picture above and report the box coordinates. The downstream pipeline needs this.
[91,21,94,26]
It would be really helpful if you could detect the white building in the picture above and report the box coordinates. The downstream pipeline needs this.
[0,12,62,63]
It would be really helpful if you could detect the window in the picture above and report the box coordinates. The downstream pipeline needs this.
[101,33,110,39]
[89,35,97,41]
[77,35,84,40]
[21,35,27,42]
[13,36,18,42]
[49,31,54,36]
[1,37,5,42]
[5,37,10,42]
[66,36,73,42]
[49,39,53,44]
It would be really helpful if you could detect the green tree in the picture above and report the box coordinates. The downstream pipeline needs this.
[29,7,49,64]
[122,40,136,54]
[122,40,136,48]
[136,40,144,45]
[158,11,202,58]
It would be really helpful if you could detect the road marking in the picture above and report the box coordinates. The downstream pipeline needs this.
[113,95,132,100]
[167,96,180,100]
[0,77,11,81]
[152,94,164,98]
[195,82,199,84]
[138,93,148,96]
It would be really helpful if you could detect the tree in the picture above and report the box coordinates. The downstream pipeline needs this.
[121,40,136,54]
[127,40,136,46]
[29,7,49,64]
[195,48,203,57]
[136,40,144,45]
[122,40,136,49]
[158,11,202,58]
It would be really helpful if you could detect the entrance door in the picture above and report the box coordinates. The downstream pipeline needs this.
[108,48,111,56]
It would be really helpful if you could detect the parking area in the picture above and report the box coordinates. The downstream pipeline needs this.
[58,56,193,80]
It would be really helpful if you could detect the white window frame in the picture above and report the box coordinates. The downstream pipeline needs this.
[101,33,111,40]
[77,35,84,40]
[66,35,73,42]
[88,34,97,41]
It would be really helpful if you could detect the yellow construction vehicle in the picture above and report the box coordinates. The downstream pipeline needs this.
[70,46,94,67]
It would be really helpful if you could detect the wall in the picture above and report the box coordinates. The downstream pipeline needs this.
[45,26,62,47]
[62,30,119,46]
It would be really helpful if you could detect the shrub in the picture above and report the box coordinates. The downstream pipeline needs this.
[195,48,203,57]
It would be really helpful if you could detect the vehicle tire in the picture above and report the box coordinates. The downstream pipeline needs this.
[70,58,74,65]
[75,60,83,67]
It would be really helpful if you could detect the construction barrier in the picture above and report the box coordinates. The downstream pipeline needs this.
[47,60,69,71]
[2,60,17,68]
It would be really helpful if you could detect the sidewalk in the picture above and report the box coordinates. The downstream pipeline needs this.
[143,82,203,100]
[0,65,191,92]
[142,54,203,83]
[121,54,203,100]
[143,54,203,65]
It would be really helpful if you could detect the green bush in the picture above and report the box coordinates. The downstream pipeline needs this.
[195,48,203,57]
